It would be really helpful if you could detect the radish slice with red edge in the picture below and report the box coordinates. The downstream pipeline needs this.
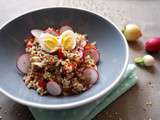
[60,25,73,34]
[31,29,44,38]
[47,81,62,96]
[16,54,30,74]
[45,28,57,36]
[83,48,100,63]
[83,68,99,85]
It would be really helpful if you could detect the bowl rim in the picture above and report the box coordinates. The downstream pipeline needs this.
[0,7,129,109]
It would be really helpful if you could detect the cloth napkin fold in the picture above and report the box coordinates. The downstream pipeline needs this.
[29,64,137,120]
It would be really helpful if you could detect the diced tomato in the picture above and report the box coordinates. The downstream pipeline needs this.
[27,41,33,48]
[84,44,96,50]
[56,29,61,36]
[38,80,47,89]
[58,48,64,59]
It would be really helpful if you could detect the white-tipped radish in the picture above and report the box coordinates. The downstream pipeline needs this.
[83,68,99,85]
[134,55,155,67]
[60,25,73,34]
[83,48,100,63]
[16,54,30,74]
[31,29,44,38]
[47,81,62,96]
[143,55,155,66]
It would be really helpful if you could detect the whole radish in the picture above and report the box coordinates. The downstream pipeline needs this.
[145,37,160,52]
[134,55,155,67]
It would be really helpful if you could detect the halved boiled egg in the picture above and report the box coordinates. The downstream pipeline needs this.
[60,30,76,50]
[38,33,59,52]
[31,29,77,52]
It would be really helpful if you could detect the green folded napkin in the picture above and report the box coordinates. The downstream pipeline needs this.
[29,64,137,120]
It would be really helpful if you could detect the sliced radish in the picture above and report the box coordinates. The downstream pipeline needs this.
[83,68,99,85]
[45,28,57,36]
[83,48,100,63]
[31,29,44,38]
[81,40,87,47]
[94,66,97,70]
[47,81,62,96]
[16,54,30,74]
[60,25,73,34]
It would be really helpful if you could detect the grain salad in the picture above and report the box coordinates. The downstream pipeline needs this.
[17,26,100,96]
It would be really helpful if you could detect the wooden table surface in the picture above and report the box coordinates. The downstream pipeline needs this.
[0,0,160,120]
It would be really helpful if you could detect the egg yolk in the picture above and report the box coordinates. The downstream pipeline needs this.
[62,35,75,50]
[44,36,58,51]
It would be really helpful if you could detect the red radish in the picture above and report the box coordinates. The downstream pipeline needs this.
[38,80,47,89]
[16,54,30,74]
[83,68,99,85]
[145,37,160,52]
[47,81,62,96]
[60,25,73,34]
[83,48,100,63]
